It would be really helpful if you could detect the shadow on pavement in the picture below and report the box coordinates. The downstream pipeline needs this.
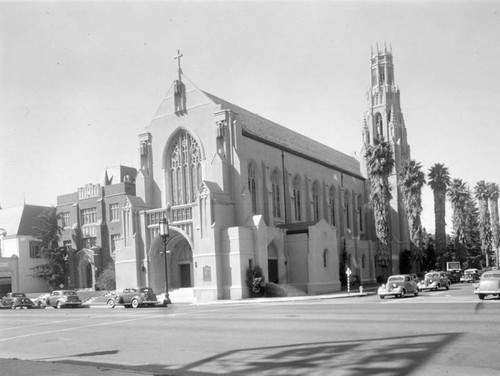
[47,332,461,375]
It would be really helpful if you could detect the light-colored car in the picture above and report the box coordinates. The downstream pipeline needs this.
[417,271,450,291]
[46,290,82,309]
[31,293,50,308]
[0,292,34,309]
[461,268,480,283]
[474,271,500,300]
[107,287,158,308]
[378,274,419,299]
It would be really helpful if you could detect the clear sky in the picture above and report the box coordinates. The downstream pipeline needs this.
[1,1,499,233]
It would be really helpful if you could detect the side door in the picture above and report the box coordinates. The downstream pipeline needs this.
[48,291,58,306]
[121,289,135,304]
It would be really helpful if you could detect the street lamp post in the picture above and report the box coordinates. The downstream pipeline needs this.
[159,216,171,304]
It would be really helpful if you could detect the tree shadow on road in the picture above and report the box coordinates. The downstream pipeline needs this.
[50,332,461,375]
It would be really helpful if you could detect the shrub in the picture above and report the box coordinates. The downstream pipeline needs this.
[246,266,265,296]
[95,263,116,291]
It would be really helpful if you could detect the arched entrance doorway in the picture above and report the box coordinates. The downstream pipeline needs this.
[149,229,193,294]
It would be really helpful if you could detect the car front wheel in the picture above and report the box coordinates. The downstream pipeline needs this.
[56,301,62,309]
[131,299,139,308]
[414,288,419,297]
[10,302,16,309]
[107,299,116,308]
[400,290,406,298]
[379,295,385,299]
[479,294,485,300]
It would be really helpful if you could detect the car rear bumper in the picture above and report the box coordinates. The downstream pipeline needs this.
[474,290,500,295]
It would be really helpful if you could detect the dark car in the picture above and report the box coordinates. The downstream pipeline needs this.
[107,287,158,308]
[446,270,461,284]
[1,292,34,309]
[46,290,82,309]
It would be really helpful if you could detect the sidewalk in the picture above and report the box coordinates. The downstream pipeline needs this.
[86,284,378,307]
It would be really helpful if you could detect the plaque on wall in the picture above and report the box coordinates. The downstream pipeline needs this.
[203,265,211,282]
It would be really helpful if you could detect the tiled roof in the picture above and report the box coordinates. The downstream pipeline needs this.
[203,92,362,178]
[0,205,50,237]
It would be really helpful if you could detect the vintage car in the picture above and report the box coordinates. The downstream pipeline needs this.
[106,287,158,308]
[474,271,500,300]
[0,292,34,309]
[46,290,82,309]
[461,268,481,283]
[446,270,462,284]
[31,293,50,308]
[378,274,419,299]
[417,271,451,291]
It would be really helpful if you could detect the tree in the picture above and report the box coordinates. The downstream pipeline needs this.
[475,180,492,268]
[398,159,426,266]
[365,137,394,277]
[31,207,68,289]
[447,178,469,263]
[428,163,451,269]
[463,189,483,269]
[487,182,500,267]
[95,263,116,291]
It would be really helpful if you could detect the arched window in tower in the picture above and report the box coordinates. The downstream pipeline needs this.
[169,131,202,206]
[329,186,336,226]
[312,180,320,222]
[293,175,302,221]
[379,65,385,85]
[344,190,351,231]
[248,161,258,215]
[375,113,383,139]
[271,170,281,218]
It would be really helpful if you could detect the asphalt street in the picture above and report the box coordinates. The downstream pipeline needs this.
[1,283,499,376]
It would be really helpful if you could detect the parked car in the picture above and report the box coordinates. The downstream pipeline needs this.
[378,274,419,299]
[31,293,50,308]
[474,271,500,300]
[446,270,461,284]
[0,292,34,309]
[107,287,158,308]
[417,271,451,291]
[46,290,82,309]
[461,268,481,283]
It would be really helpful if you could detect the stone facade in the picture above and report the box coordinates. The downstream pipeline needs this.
[113,69,379,302]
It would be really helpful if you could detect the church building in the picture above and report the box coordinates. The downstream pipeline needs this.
[112,52,388,302]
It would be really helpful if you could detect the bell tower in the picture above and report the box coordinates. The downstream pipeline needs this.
[361,44,411,274]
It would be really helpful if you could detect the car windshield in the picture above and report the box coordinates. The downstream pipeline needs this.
[482,273,500,279]
[388,277,404,283]
[425,273,438,279]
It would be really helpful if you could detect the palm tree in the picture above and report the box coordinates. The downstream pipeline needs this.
[398,159,426,266]
[488,183,500,267]
[475,180,492,268]
[365,137,394,277]
[447,178,469,263]
[428,163,451,268]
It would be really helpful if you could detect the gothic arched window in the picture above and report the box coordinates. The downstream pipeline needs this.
[358,194,363,233]
[271,170,281,218]
[248,161,258,215]
[344,190,351,230]
[329,186,336,226]
[293,175,302,221]
[169,131,202,206]
[312,180,320,222]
